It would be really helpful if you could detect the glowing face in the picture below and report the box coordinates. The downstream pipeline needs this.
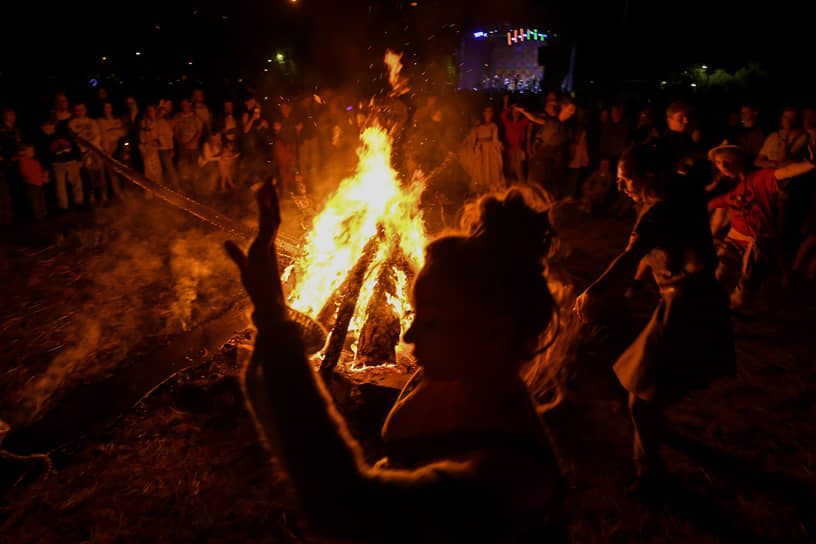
[483,107,493,123]
[73,104,87,118]
[740,106,756,126]
[56,94,69,110]
[103,103,113,117]
[617,162,641,202]
[667,111,689,132]
[713,153,740,178]
[781,110,797,131]
[192,90,204,103]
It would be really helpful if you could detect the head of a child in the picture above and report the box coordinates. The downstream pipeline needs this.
[73,103,88,119]
[22,144,35,159]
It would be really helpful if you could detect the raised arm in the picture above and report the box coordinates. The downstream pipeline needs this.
[226,184,505,541]
[513,106,549,125]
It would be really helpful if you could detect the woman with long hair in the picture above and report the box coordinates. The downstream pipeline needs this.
[225,184,566,542]
[575,144,736,494]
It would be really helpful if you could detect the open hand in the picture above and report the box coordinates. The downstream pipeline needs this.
[225,180,285,322]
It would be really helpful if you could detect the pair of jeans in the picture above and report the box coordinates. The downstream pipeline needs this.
[53,161,83,208]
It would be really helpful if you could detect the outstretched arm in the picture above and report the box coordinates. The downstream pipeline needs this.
[574,228,654,323]
[774,160,816,181]
[513,105,549,125]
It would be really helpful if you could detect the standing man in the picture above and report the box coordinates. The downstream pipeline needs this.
[157,100,179,189]
[69,103,106,204]
[296,95,320,191]
[274,101,298,196]
[735,105,765,163]
[173,99,204,192]
[501,95,530,184]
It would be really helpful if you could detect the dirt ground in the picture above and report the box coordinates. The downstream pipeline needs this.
[1,194,815,543]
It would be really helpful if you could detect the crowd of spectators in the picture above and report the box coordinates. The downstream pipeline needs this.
[2,83,815,297]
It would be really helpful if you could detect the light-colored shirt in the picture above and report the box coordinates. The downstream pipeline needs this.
[758,130,808,163]
[97,117,127,154]
[68,117,102,151]
[156,118,174,150]
[173,113,203,149]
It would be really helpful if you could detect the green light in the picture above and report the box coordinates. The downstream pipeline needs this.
[276,52,284,63]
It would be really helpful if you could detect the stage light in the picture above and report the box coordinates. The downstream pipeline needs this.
[473,31,485,38]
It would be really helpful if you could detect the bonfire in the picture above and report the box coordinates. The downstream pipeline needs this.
[282,51,427,374]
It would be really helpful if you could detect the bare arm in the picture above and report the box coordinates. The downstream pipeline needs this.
[775,160,816,181]
[514,107,548,125]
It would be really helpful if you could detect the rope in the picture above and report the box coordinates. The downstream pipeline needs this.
[74,135,301,259]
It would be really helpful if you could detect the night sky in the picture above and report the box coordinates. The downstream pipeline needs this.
[1,0,814,103]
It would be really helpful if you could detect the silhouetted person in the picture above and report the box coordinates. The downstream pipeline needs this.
[575,145,736,495]
[226,184,567,542]
[735,105,764,163]
[708,143,815,307]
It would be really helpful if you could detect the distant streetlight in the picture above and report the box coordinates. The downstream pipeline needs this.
[702,65,708,70]
[690,83,697,87]
[101,56,108,61]
[135,51,141,56]
[276,52,285,63]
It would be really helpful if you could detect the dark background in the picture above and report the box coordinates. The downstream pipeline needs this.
[1,0,814,110]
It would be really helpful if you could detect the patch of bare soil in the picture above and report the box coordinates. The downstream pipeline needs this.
[1,204,814,543]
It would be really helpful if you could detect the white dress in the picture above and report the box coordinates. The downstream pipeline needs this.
[461,122,505,194]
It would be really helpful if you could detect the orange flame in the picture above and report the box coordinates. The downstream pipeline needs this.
[384,49,409,97]
[283,124,426,366]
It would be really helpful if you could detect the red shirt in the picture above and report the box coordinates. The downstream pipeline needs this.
[501,108,530,152]
[18,156,47,186]
[709,168,779,239]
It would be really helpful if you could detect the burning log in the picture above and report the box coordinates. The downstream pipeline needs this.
[319,229,383,377]
[354,258,401,369]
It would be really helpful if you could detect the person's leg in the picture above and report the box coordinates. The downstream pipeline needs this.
[734,248,769,308]
[67,162,84,206]
[629,392,667,480]
[27,184,47,220]
[793,235,816,272]
[91,166,107,201]
[715,241,744,298]
[53,163,69,209]
[159,150,180,190]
